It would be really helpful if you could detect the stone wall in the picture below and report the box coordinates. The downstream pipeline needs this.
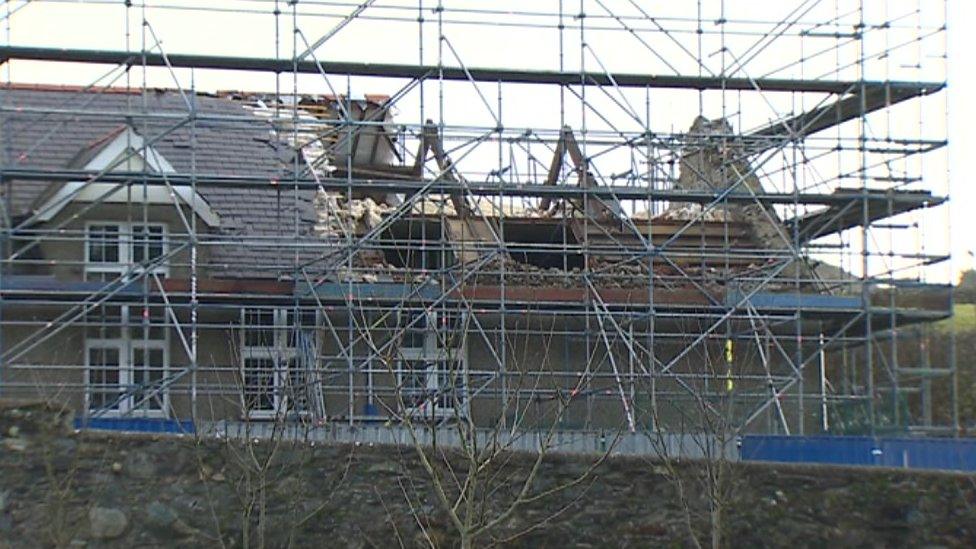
[1,401,975,548]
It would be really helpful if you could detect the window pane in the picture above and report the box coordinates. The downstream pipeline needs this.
[87,225,120,264]
[401,312,427,349]
[285,358,308,412]
[88,347,121,411]
[243,357,276,412]
[85,271,117,283]
[286,309,317,348]
[243,309,275,348]
[132,347,166,412]
[402,360,432,409]
[132,225,165,265]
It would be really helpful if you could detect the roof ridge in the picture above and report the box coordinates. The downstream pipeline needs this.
[1,83,393,104]
[1,82,162,95]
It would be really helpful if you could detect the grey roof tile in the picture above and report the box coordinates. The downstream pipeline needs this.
[0,86,327,279]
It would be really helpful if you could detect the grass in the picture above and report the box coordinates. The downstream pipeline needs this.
[935,303,976,333]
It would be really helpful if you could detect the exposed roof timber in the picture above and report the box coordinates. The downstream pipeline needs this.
[0,46,944,95]
[1,168,945,209]
[745,84,942,152]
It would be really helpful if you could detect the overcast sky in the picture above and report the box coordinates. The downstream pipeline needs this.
[3,0,971,282]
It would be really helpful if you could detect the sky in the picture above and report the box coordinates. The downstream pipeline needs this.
[2,0,972,282]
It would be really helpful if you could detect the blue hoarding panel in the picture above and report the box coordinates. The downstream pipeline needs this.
[741,435,976,472]
[741,435,878,466]
[880,438,976,471]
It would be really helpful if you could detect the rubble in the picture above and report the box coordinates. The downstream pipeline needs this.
[659,203,729,222]
[313,190,392,238]
[465,256,755,290]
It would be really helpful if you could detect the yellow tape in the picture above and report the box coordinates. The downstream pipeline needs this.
[724,339,734,391]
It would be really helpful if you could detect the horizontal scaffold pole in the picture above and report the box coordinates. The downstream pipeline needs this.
[0,168,946,207]
[0,46,945,95]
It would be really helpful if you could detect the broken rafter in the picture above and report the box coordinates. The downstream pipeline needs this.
[539,125,623,220]
[409,120,505,265]
[413,119,469,216]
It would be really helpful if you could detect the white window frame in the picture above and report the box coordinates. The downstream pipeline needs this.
[84,221,169,279]
[396,311,468,420]
[239,308,319,419]
[84,305,170,417]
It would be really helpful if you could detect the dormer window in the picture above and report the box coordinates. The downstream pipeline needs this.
[33,125,222,228]
[85,222,168,281]
[80,125,175,174]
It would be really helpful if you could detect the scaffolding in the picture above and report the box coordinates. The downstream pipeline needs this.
[0,0,954,437]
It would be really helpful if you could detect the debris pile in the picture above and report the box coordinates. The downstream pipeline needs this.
[659,203,730,223]
[464,256,763,290]
[471,258,586,288]
[313,189,392,239]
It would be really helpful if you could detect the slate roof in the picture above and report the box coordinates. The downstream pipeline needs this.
[0,84,322,278]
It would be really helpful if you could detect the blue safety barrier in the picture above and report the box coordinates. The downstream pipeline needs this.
[74,417,195,434]
[741,435,976,472]
[740,435,879,466]
[880,437,976,471]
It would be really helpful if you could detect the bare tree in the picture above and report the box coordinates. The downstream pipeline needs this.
[365,304,616,548]
[640,343,740,549]
[186,332,354,549]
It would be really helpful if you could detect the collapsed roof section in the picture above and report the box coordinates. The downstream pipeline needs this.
[218,90,400,178]
[307,112,938,295]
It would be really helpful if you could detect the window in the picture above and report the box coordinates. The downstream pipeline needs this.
[132,225,165,264]
[243,309,276,349]
[88,346,121,411]
[85,305,169,416]
[87,225,120,263]
[131,347,166,413]
[240,308,319,418]
[395,311,467,419]
[401,311,430,350]
[397,355,466,419]
[85,222,168,280]
[242,357,276,413]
